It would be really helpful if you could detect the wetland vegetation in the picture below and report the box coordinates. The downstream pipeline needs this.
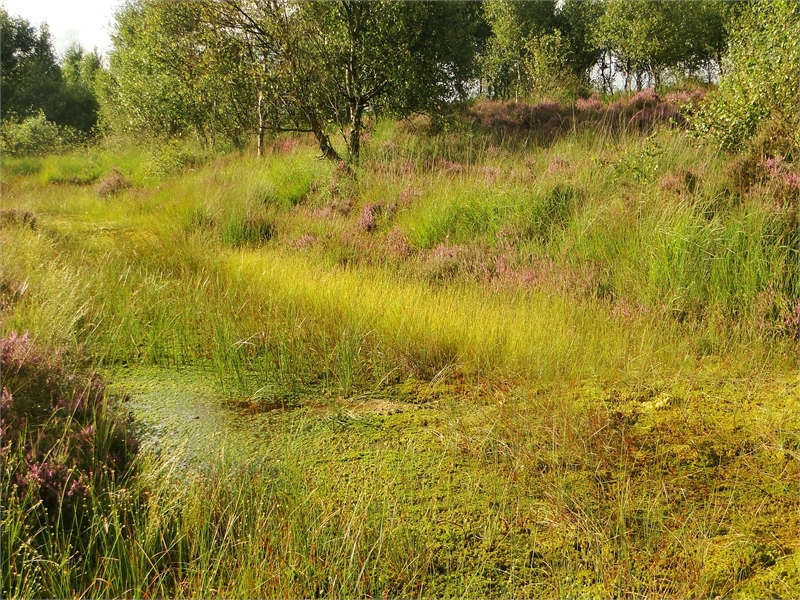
[2,0,798,598]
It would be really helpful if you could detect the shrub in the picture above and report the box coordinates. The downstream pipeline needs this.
[0,209,37,229]
[469,90,701,141]
[357,202,382,233]
[692,0,800,153]
[96,167,131,197]
[146,138,208,178]
[1,332,138,514]
[0,112,83,157]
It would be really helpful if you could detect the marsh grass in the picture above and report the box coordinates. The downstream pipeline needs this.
[5,373,796,598]
[2,99,798,597]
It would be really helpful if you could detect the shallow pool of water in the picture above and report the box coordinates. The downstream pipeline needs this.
[106,366,310,462]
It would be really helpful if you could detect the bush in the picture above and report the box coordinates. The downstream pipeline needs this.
[0,209,37,229]
[96,167,131,197]
[146,138,209,179]
[0,111,83,156]
[692,0,800,153]
[1,332,138,514]
[469,89,701,141]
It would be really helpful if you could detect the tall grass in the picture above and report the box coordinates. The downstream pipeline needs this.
[2,99,798,598]
[3,121,794,394]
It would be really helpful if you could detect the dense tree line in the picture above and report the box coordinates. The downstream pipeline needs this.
[2,1,797,159]
[1,9,101,132]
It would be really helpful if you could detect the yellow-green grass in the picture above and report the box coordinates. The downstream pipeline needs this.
[1,119,797,598]
[5,369,798,598]
[2,125,795,388]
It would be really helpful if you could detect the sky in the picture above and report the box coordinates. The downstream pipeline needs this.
[2,0,122,56]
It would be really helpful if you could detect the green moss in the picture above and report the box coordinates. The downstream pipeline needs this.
[99,366,799,598]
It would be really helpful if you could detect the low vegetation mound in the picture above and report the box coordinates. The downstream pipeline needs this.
[96,166,131,197]
[1,332,138,513]
[469,89,704,141]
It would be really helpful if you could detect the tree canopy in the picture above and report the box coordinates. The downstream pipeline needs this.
[1,8,102,135]
[3,0,796,159]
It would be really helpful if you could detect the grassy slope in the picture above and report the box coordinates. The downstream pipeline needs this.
[2,116,798,597]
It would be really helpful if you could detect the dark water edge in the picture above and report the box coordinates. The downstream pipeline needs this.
[106,365,305,464]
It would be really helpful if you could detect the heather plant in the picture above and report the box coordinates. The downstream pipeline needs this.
[0,209,37,229]
[95,166,131,197]
[0,332,138,514]
[468,89,701,145]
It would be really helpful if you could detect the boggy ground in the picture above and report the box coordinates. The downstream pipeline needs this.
[108,366,799,597]
[2,98,798,597]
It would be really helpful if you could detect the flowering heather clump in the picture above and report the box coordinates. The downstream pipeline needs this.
[313,197,354,220]
[357,202,382,233]
[612,89,684,131]
[384,227,412,260]
[627,88,661,110]
[1,332,138,512]
[664,88,706,106]
[397,185,422,206]
[546,156,570,175]
[424,157,464,173]
[96,167,131,197]
[294,232,318,250]
[470,99,566,136]
[273,135,301,154]
[470,91,704,141]
[758,155,800,204]
[575,94,604,112]
[726,149,800,206]
[417,244,498,284]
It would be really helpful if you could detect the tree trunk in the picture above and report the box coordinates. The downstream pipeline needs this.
[348,100,363,163]
[624,59,631,93]
[257,91,264,158]
[308,112,341,162]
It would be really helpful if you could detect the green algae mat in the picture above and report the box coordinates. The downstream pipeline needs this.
[110,366,800,597]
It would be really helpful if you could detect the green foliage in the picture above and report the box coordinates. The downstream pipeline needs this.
[222,212,277,247]
[692,0,800,152]
[0,9,102,137]
[145,138,209,179]
[481,0,558,100]
[101,1,485,161]
[57,44,102,133]
[515,183,578,244]
[481,0,604,102]
[102,1,210,139]
[521,30,582,102]
[0,111,81,157]
[215,0,486,161]
[0,9,62,122]
[594,0,734,92]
